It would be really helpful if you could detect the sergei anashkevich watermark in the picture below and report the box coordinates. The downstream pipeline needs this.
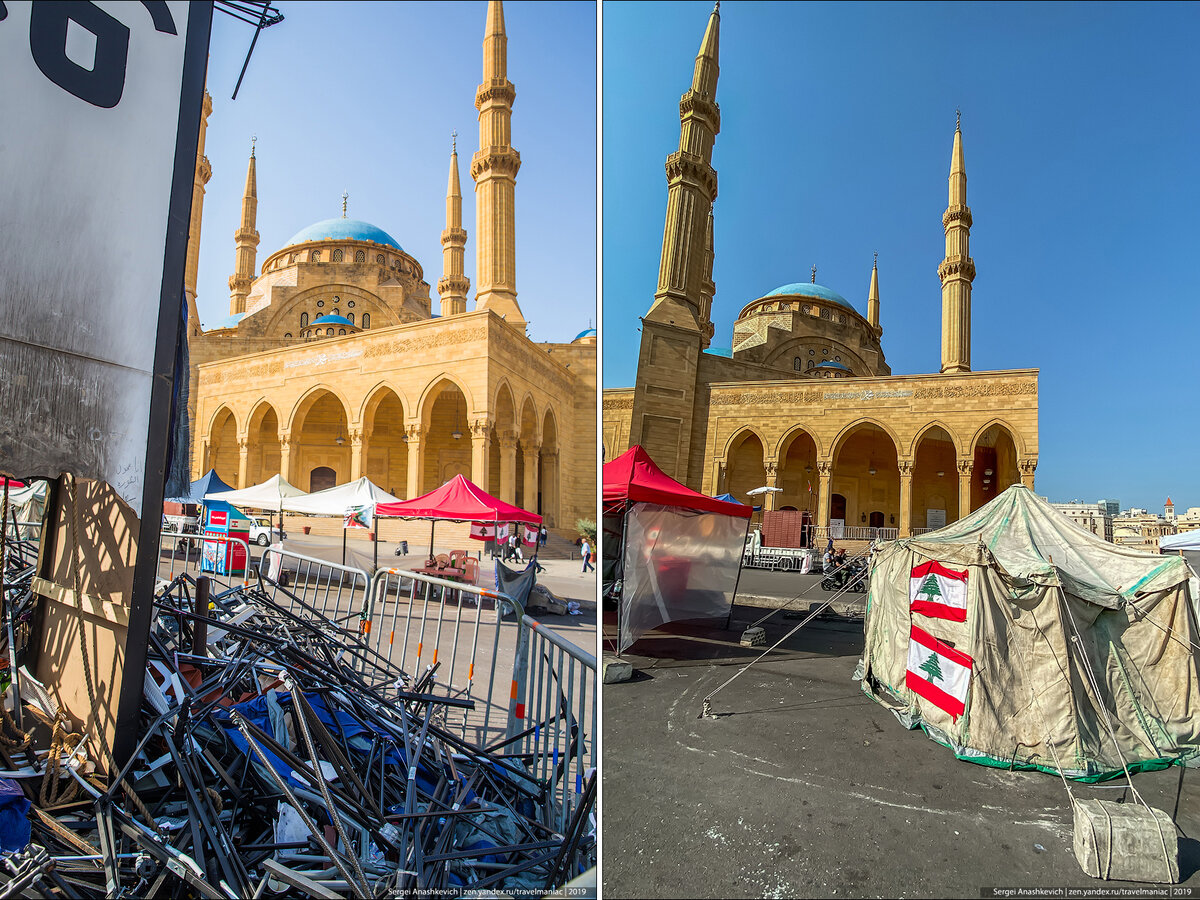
[982,889,1193,898]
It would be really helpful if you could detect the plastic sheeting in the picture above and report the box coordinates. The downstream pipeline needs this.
[619,502,745,652]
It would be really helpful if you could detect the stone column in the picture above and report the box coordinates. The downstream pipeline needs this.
[349,427,365,482]
[498,431,518,506]
[470,419,491,489]
[898,460,914,538]
[711,459,726,497]
[542,449,559,527]
[764,461,779,512]
[237,436,249,488]
[406,425,425,498]
[1019,457,1037,490]
[278,432,291,484]
[958,459,973,520]
[523,441,540,514]
[817,460,832,527]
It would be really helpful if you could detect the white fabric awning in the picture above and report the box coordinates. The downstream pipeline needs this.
[204,474,307,512]
[280,477,402,516]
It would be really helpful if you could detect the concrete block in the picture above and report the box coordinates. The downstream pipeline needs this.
[603,656,633,684]
[1072,797,1178,883]
[740,626,766,647]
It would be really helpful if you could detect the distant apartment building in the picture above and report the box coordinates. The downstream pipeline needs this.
[1113,505,1174,552]
[1049,500,1114,542]
[1097,499,1121,518]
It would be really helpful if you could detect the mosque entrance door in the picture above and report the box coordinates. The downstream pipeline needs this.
[310,466,336,492]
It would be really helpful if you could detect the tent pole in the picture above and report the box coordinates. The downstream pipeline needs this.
[726,516,752,631]
[429,520,436,563]
[342,525,347,567]
[373,514,378,573]
[616,501,631,657]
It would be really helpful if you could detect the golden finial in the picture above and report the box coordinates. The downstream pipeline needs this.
[811,265,817,284]
[451,130,457,154]
[341,191,348,218]
[250,134,256,158]
[714,1,720,12]
[873,250,878,268]
[956,108,961,131]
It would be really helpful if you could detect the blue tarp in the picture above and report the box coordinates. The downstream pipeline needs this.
[713,493,746,505]
[0,779,29,852]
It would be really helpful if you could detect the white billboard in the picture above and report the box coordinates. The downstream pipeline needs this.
[0,0,210,511]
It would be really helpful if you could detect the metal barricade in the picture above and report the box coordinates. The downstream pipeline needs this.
[513,614,597,834]
[365,568,523,745]
[257,545,371,635]
[156,530,255,592]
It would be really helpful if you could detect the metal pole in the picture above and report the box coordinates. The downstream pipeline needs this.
[725,516,752,631]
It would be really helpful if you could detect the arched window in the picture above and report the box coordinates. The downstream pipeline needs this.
[332,308,339,316]
[793,357,802,371]
[355,249,365,263]
[339,328,346,335]
[326,328,334,336]
[284,332,292,339]
[347,313,354,325]
[300,312,308,327]
[807,360,814,369]
[376,254,385,264]
[310,249,321,263]
[331,249,343,262]
[362,313,370,329]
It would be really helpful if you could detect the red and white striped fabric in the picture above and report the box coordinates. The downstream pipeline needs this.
[909,560,969,622]
[906,625,973,722]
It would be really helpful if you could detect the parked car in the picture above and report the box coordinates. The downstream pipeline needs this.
[248,516,285,547]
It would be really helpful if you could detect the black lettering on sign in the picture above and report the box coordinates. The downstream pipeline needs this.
[29,1,130,108]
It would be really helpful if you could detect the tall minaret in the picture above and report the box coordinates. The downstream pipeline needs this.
[439,133,470,317]
[644,1,721,336]
[471,0,524,327]
[184,89,213,337]
[628,3,721,485]
[867,252,881,334]
[227,139,260,316]
[938,112,974,373]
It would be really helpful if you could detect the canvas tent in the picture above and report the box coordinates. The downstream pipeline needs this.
[603,445,751,653]
[204,474,307,512]
[167,469,232,505]
[280,477,401,517]
[861,483,1200,781]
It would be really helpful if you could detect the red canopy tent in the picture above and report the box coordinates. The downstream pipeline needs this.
[603,446,750,652]
[376,474,542,561]
[604,446,752,519]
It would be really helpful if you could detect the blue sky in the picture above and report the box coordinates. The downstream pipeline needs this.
[603,0,1199,513]
[198,1,596,344]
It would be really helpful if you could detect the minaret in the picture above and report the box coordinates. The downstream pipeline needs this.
[867,252,881,334]
[645,1,721,336]
[627,3,721,484]
[471,0,524,327]
[184,89,213,337]
[698,209,716,346]
[439,132,470,316]
[227,139,260,316]
[938,112,974,373]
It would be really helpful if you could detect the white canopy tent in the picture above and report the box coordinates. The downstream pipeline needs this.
[280,477,402,516]
[204,474,307,512]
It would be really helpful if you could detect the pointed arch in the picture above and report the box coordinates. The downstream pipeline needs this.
[417,373,476,425]
[969,417,1028,458]
[830,417,903,461]
[909,420,965,458]
[286,384,354,434]
[773,423,825,461]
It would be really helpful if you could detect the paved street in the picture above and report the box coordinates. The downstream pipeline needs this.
[602,606,1200,898]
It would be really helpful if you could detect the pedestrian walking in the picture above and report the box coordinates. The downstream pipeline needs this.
[539,525,548,548]
[581,537,595,573]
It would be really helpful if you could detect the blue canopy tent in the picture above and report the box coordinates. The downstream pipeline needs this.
[167,469,233,504]
[713,493,745,505]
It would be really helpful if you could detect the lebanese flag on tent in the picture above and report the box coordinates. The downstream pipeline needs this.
[469,522,498,541]
[522,524,538,546]
[906,625,973,722]
[909,560,969,622]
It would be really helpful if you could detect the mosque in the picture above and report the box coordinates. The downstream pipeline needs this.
[182,1,595,540]
[602,4,1039,539]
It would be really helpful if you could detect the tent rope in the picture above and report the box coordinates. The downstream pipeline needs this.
[1058,585,1175,877]
[699,567,868,718]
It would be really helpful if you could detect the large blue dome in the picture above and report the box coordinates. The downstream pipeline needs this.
[284,218,404,252]
[311,314,353,327]
[764,282,857,313]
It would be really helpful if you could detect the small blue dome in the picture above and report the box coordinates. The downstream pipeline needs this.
[764,282,857,313]
[285,218,404,252]
[814,360,851,371]
[573,327,597,341]
[311,314,353,327]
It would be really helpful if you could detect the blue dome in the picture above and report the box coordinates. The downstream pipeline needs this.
[573,327,597,341]
[285,218,404,252]
[814,360,851,371]
[764,282,857,312]
[311,314,353,327]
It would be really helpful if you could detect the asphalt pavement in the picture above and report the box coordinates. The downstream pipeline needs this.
[602,605,1200,898]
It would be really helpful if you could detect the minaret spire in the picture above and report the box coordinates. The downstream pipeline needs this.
[227,137,260,315]
[867,252,881,332]
[439,133,470,317]
[644,1,721,343]
[938,112,974,373]
[472,0,524,327]
[185,89,213,337]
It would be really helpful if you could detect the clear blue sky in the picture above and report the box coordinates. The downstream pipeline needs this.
[603,0,1199,513]
[198,1,596,344]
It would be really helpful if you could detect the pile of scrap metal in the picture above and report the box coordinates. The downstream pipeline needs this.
[0,541,595,897]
